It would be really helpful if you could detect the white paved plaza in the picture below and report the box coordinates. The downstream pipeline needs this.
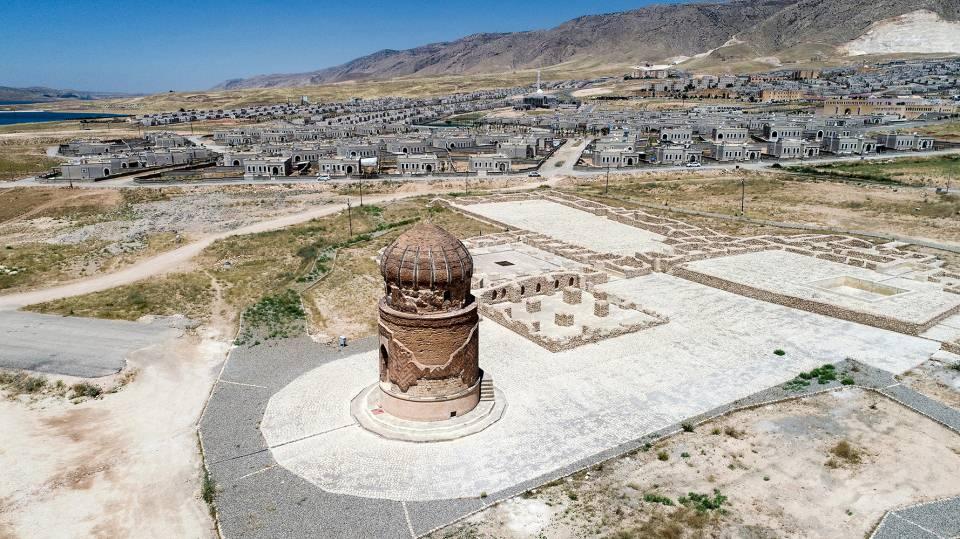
[684,250,960,325]
[461,199,673,255]
[261,273,939,501]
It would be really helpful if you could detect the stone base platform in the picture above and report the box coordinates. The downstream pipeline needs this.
[351,382,506,443]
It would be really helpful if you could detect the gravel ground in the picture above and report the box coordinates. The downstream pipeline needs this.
[873,496,960,539]
[48,189,326,247]
[200,336,460,539]
[201,332,960,538]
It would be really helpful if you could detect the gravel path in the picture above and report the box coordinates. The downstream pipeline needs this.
[872,497,960,539]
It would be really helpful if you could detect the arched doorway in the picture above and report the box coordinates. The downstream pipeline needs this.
[379,345,389,381]
[626,157,634,166]
[233,160,240,166]
[103,168,110,176]
[350,151,357,158]
[425,164,433,172]
[401,147,408,154]
[271,166,279,175]
[844,108,852,115]
[346,165,354,174]
[498,163,506,172]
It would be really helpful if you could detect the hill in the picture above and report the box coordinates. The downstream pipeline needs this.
[214,0,960,90]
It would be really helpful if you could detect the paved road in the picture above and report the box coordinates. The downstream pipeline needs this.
[0,310,182,377]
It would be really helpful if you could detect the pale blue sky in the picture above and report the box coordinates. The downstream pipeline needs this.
[0,0,678,93]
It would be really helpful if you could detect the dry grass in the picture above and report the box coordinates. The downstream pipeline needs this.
[915,120,960,142]
[25,272,215,321]
[18,68,599,115]
[0,140,64,181]
[0,187,121,222]
[564,171,960,243]
[0,240,108,291]
[303,201,499,341]
[826,440,863,468]
[29,197,496,331]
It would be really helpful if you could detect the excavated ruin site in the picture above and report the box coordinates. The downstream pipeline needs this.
[200,191,960,538]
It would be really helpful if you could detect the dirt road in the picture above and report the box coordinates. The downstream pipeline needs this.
[0,191,418,310]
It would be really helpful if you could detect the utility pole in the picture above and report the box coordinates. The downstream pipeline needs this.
[358,158,364,206]
[605,165,610,195]
[347,200,353,236]
[740,178,746,215]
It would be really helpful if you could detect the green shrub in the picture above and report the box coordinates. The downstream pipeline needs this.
[681,422,694,432]
[679,489,728,513]
[657,450,669,461]
[773,349,786,356]
[643,493,674,506]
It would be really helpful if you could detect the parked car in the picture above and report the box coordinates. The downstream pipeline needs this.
[684,162,702,168]
[316,174,331,181]
[528,171,542,178]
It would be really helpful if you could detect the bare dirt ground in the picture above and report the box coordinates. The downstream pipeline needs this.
[0,325,230,539]
[562,172,960,244]
[436,389,960,539]
[899,356,960,409]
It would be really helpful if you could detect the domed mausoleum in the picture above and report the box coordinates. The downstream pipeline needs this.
[376,223,481,421]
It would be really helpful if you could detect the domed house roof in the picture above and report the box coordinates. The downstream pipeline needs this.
[380,223,473,292]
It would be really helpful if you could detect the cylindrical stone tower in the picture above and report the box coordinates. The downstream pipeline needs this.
[377,223,481,421]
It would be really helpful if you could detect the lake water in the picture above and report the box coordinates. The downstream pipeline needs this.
[0,110,126,126]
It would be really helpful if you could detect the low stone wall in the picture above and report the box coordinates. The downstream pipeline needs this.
[672,266,960,337]
[479,298,668,353]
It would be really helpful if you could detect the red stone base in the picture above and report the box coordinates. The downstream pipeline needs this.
[378,379,481,422]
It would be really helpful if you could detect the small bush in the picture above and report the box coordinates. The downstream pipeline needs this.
[643,493,674,506]
[773,349,786,356]
[723,426,745,439]
[785,363,837,390]
[657,450,669,461]
[841,376,855,385]
[681,422,694,432]
[948,362,960,372]
[829,440,862,464]
[679,489,728,513]
[71,382,103,398]
[680,452,690,459]
[358,204,383,216]
[0,371,48,395]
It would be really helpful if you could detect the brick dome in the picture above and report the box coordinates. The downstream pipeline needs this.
[380,223,473,313]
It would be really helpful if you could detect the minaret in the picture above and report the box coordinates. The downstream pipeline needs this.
[536,70,543,94]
